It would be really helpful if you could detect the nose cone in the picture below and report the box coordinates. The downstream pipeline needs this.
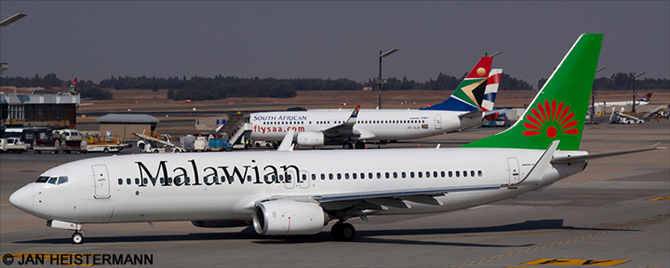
[9,184,33,213]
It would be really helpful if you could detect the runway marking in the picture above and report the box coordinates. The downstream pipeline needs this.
[448,216,669,268]
[646,195,670,201]
[580,195,635,198]
[521,258,630,266]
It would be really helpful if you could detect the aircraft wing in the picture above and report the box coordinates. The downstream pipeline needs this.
[321,105,360,137]
[310,184,502,208]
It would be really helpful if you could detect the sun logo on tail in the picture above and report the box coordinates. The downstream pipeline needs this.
[523,100,579,138]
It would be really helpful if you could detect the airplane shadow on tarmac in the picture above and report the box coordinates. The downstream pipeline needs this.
[15,219,633,246]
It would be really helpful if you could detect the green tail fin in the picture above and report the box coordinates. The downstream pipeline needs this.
[461,33,603,151]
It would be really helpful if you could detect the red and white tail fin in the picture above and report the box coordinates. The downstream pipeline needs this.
[481,69,502,111]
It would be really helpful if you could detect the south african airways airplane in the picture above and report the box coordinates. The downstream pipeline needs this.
[249,59,502,149]
[10,34,662,244]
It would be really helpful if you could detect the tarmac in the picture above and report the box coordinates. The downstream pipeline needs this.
[1,120,668,267]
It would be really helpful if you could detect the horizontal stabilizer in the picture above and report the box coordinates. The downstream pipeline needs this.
[551,146,665,164]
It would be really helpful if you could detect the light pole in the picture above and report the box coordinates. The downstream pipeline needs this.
[378,48,399,109]
[590,66,606,122]
[632,72,645,113]
[1,13,27,75]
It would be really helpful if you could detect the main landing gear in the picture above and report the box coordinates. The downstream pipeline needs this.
[71,230,85,244]
[342,142,366,150]
[331,221,356,241]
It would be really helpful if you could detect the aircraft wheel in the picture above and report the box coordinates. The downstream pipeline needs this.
[355,142,365,149]
[71,232,84,244]
[34,150,39,154]
[103,148,109,153]
[342,143,353,150]
[331,222,356,241]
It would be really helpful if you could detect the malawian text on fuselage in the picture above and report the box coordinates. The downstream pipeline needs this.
[134,159,301,187]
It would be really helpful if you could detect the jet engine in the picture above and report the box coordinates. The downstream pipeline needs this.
[252,200,329,236]
[296,132,325,147]
[191,220,249,228]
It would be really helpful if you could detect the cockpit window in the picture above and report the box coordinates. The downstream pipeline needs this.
[35,176,49,183]
[58,176,68,184]
[47,177,58,184]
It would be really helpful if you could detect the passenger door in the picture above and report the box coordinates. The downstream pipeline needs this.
[92,165,111,199]
[435,114,442,129]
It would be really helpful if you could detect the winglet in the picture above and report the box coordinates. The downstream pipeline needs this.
[515,140,560,185]
[345,105,360,125]
[277,129,295,151]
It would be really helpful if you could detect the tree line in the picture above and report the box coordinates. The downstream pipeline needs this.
[2,72,667,101]
[538,72,669,91]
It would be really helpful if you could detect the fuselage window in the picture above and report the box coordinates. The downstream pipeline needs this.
[376,172,381,179]
[426,171,430,178]
[35,176,49,183]
[118,178,123,185]
[321,174,325,180]
[311,174,316,181]
[410,172,415,178]
[478,170,483,177]
[345,173,349,180]
[393,172,398,179]
[337,173,342,180]
[160,178,164,184]
[418,172,423,178]
[441,171,445,178]
[135,178,140,185]
[329,173,334,180]
[47,177,57,184]
[212,177,218,183]
[361,173,365,179]
[144,178,149,184]
[175,177,182,184]
[57,176,68,184]
[433,171,438,178]
[368,173,373,179]
[463,171,467,177]
[455,171,460,177]
[471,170,475,177]
[402,172,406,178]
[385,172,390,179]
[353,173,357,179]
[448,171,452,178]
[126,178,131,185]
[279,175,284,182]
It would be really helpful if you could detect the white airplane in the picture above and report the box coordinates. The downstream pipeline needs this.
[249,59,502,149]
[9,33,663,244]
[590,92,655,107]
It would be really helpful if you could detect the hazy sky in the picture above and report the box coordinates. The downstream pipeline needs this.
[1,1,668,88]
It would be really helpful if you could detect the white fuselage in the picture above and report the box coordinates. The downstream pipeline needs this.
[12,148,586,225]
[249,109,480,142]
[591,100,649,107]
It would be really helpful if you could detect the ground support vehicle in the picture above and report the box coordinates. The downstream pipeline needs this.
[85,136,127,153]
[0,138,30,153]
[60,139,87,154]
[209,138,233,151]
[134,129,183,153]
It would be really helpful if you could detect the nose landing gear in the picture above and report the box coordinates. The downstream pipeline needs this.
[331,221,356,241]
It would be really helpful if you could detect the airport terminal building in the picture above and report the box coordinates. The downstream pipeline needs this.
[0,92,79,129]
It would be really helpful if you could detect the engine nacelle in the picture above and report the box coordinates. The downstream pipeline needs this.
[253,200,329,236]
[191,220,249,228]
[296,132,325,147]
